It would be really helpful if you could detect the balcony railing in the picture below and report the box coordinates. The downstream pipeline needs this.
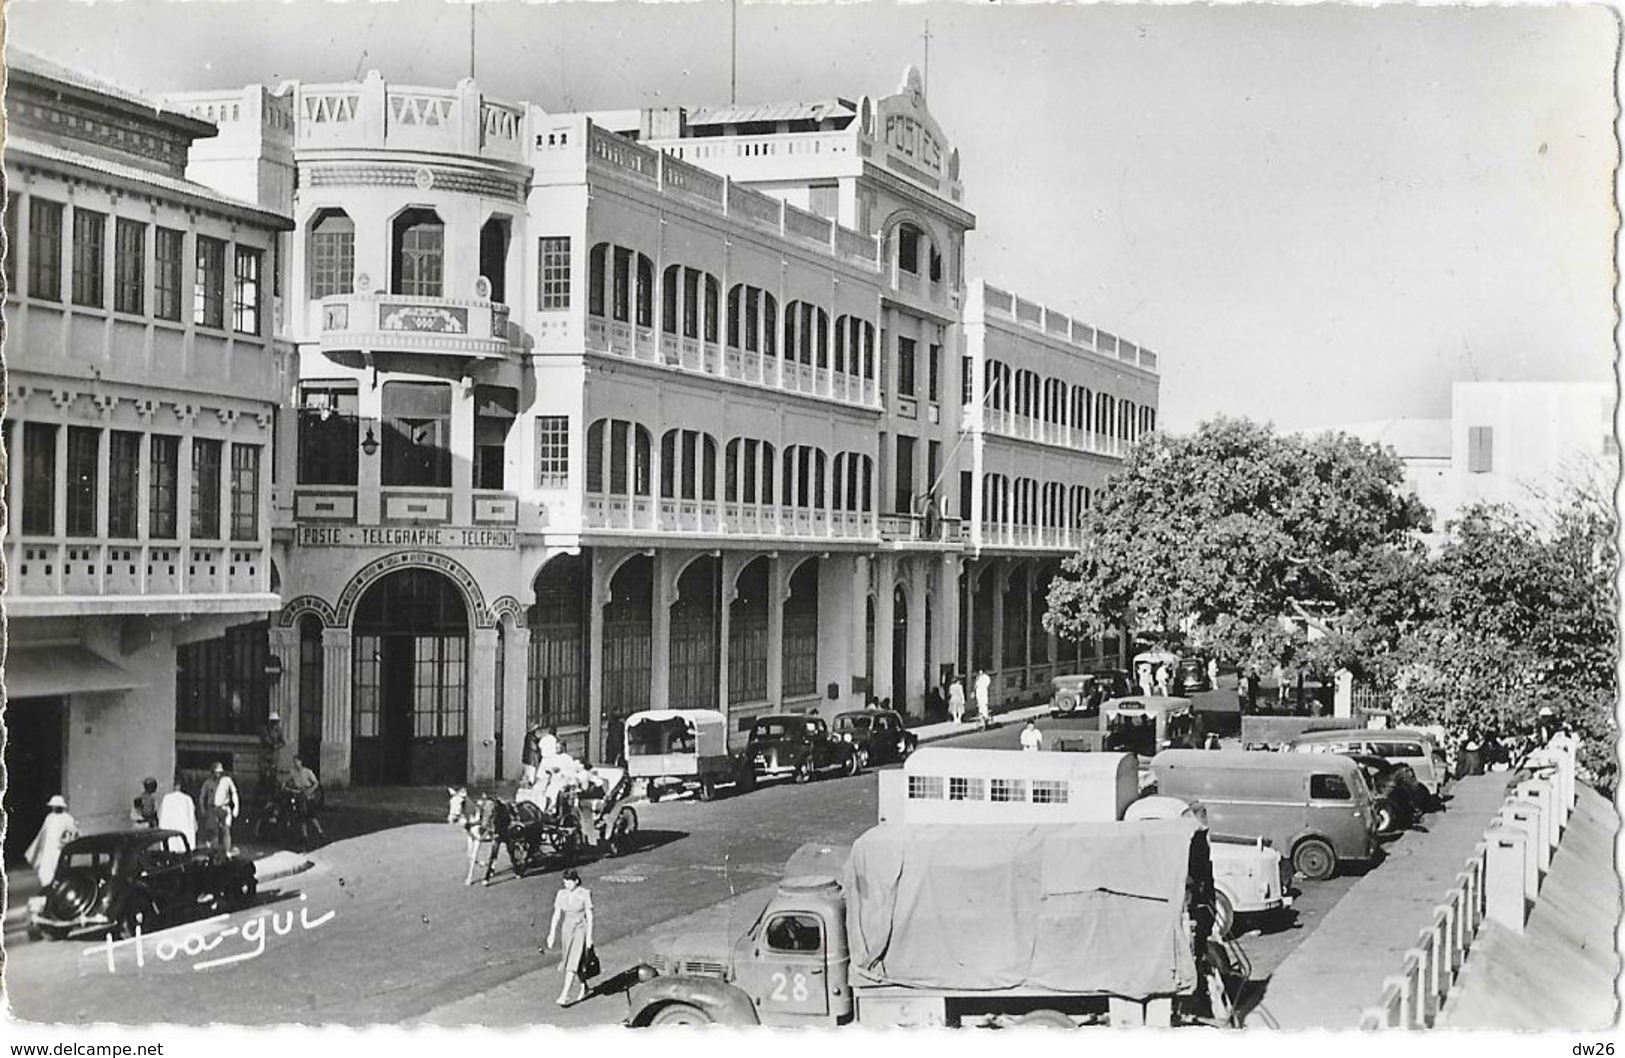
[975,409,1132,459]
[582,495,878,540]
[8,540,272,603]
[974,524,1085,551]
[588,313,880,411]
[320,293,512,360]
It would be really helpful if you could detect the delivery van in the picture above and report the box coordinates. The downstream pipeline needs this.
[1286,728,1449,800]
[1150,749,1380,881]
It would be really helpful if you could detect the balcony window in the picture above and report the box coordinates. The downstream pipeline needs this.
[233,247,262,335]
[894,435,916,516]
[297,384,359,486]
[28,198,63,301]
[929,345,942,403]
[535,416,569,489]
[898,337,917,397]
[191,438,223,539]
[108,431,141,538]
[194,235,227,329]
[587,419,653,497]
[66,426,99,538]
[479,216,510,304]
[114,218,145,315]
[309,210,356,299]
[381,381,452,487]
[474,385,517,490]
[660,429,719,501]
[22,422,58,535]
[896,224,920,275]
[392,209,444,298]
[71,208,106,308]
[154,227,183,321]
[538,236,571,310]
[588,244,606,317]
[230,444,261,540]
[149,434,179,539]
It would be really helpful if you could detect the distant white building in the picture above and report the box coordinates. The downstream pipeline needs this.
[1321,380,1615,532]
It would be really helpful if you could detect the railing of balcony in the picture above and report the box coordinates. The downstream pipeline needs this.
[973,279,1160,375]
[9,541,270,599]
[580,495,879,540]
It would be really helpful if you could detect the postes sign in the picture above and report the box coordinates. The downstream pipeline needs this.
[296,526,515,549]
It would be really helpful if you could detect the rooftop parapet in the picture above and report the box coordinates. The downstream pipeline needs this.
[531,115,880,272]
[968,278,1160,374]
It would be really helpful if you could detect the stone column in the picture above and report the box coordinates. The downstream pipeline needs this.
[717,558,735,722]
[905,562,928,716]
[319,628,353,788]
[650,550,673,709]
[851,556,870,709]
[940,553,962,685]
[962,559,977,677]
[268,626,300,751]
[873,555,897,704]
[767,555,785,707]
[502,624,531,779]
[587,556,610,766]
[467,627,500,783]
[990,559,1006,711]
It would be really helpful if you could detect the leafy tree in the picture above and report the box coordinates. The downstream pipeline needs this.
[1381,490,1619,793]
[1044,417,1432,680]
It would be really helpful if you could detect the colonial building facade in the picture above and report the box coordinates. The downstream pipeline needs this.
[2,52,293,850]
[155,66,1163,788]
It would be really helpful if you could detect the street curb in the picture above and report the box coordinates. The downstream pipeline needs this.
[253,856,316,884]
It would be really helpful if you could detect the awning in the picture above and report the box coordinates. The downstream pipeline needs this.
[4,645,145,699]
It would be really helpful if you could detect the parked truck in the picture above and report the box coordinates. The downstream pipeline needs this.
[625,815,1231,1027]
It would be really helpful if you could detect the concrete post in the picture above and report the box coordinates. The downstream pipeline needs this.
[1498,802,1546,885]
[501,625,530,777]
[1515,780,1558,854]
[650,551,673,710]
[267,626,301,752]
[319,628,353,788]
[1483,825,1529,932]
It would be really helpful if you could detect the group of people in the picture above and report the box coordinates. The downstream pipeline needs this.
[519,724,605,846]
[945,670,995,726]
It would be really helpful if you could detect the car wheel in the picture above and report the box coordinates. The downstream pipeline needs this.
[845,751,861,777]
[1292,838,1337,882]
[1373,800,1397,835]
[118,896,159,940]
[647,1002,713,1026]
[794,762,813,784]
[1212,890,1236,939]
[857,747,871,769]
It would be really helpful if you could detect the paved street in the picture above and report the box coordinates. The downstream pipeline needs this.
[4,712,1368,1027]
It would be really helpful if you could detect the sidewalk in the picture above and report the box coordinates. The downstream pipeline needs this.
[1247,772,1515,1028]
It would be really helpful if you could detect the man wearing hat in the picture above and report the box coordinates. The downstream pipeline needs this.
[259,711,288,801]
[25,796,78,887]
[159,775,198,849]
[130,777,160,828]
[208,762,241,853]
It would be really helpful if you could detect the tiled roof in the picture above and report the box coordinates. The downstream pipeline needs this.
[5,48,203,125]
[7,136,291,227]
[687,99,856,126]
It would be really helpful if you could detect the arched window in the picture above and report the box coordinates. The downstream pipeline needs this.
[896,222,923,275]
[1095,393,1115,437]
[586,419,652,496]
[308,209,355,299]
[728,284,779,356]
[661,264,718,340]
[785,302,830,367]
[661,429,719,501]
[1119,398,1134,440]
[1072,386,1091,431]
[392,208,443,297]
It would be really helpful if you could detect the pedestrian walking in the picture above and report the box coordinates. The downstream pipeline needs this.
[974,670,992,726]
[1020,719,1044,752]
[545,868,595,1006]
[26,796,78,888]
[130,777,160,828]
[259,713,288,800]
[208,762,241,853]
[198,767,220,848]
[522,724,544,786]
[159,776,198,849]
[948,678,966,724]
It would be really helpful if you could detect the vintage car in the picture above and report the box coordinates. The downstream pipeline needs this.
[1171,657,1213,695]
[28,829,257,940]
[1346,754,1426,835]
[745,714,859,784]
[832,709,918,768]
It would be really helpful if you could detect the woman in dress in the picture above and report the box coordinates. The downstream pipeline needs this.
[545,868,594,1005]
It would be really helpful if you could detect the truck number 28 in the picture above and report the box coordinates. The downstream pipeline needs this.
[769,971,810,1003]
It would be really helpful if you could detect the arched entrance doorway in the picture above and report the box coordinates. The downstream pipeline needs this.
[351,568,469,785]
[670,556,720,711]
[602,555,653,761]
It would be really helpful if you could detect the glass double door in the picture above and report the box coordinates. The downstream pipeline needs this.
[352,634,467,786]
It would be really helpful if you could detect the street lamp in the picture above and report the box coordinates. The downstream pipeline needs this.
[361,425,380,457]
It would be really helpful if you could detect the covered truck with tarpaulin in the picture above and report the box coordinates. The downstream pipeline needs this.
[623,709,752,801]
[625,816,1230,1027]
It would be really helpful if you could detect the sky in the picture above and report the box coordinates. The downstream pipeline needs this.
[6,0,1617,434]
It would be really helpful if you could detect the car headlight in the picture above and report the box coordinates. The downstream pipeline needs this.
[843,733,852,743]
[635,963,659,983]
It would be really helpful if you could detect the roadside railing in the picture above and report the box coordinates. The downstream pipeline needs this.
[1359,740,1578,1029]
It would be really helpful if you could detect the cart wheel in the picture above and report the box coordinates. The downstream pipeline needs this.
[698,778,716,802]
[606,808,638,857]
[794,762,813,784]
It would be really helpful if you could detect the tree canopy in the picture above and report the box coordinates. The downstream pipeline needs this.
[1379,490,1618,792]
[1044,417,1432,678]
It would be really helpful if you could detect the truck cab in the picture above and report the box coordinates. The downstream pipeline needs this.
[629,876,852,1026]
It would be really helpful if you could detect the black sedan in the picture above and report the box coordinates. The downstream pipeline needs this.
[28,829,257,940]
[1171,657,1213,695]
[745,714,859,784]
[832,709,918,767]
